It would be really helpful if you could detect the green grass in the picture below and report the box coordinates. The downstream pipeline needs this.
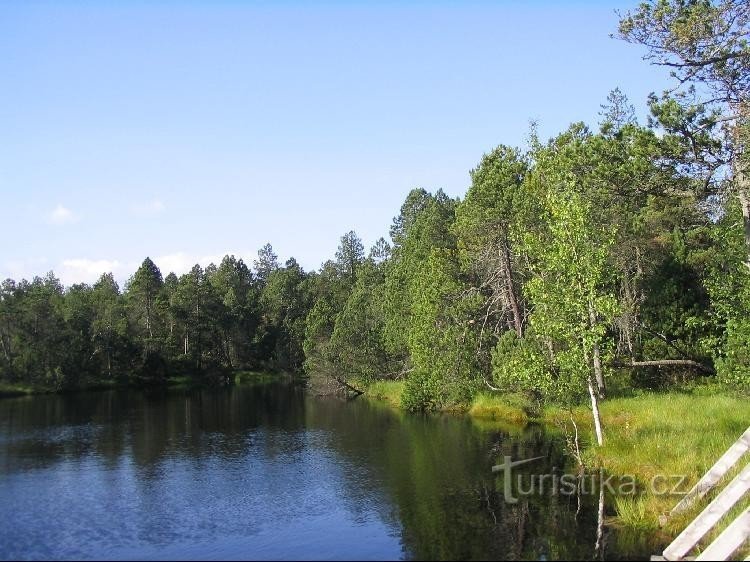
[165,375,199,388]
[363,383,533,425]
[234,370,286,384]
[364,380,405,408]
[362,378,749,548]
[612,496,652,531]
[0,381,44,397]
[490,388,750,554]
[590,391,750,538]
[467,392,530,425]
[593,392,749,484]
[0,379,119,397]
[537,389,750,551]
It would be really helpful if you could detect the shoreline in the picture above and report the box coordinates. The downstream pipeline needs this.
[4,373,747,557]
[0,370,291,399]
[359,379,750,556]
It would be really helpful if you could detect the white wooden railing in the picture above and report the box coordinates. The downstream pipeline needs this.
[653,426,750,561]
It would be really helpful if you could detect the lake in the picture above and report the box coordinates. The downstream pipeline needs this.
[0,379,635,560]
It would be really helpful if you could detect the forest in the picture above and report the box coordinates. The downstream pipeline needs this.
[1,0,748,444]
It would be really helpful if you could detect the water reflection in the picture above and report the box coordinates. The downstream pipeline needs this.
[0,381,624,560]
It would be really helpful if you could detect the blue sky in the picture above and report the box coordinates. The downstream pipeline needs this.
[0,0,671,287]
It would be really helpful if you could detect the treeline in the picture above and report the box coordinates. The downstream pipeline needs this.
[305,114,748,410]
[0,245,316,388]
[4,101,746,405]
[1,0,747,439]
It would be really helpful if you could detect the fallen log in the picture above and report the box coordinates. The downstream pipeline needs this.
[612,359,715,375]
[333,376,364,396]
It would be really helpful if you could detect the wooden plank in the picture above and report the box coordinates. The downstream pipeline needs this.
[663,463,750,561]
[696,506,750,561]
[670,427,750,518]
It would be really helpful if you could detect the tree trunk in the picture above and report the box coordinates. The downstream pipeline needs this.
[736,102,750,268]
[588,301,605,398]
[500,234,523,337]
[587,376,604,446]
[739,186,750,268]
[0,332,10,362]
[594,482,605,558]
[145,296,153,341]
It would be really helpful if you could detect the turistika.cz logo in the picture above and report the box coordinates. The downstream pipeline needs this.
[491,455,689,504]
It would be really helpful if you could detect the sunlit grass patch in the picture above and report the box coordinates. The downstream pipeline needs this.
[0,381,41,397]
[467,392,529,425]
[594,393,749,482]
[590,391,750,540]
[365,380,405,408]
[234,371,283,384]
[613,495,656,532]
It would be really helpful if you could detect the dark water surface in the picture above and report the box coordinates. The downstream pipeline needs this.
[0,380,630,560]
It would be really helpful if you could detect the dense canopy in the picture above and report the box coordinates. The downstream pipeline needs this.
[1,0,747,445]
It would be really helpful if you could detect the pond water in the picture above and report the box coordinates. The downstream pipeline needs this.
[0,379,640,560]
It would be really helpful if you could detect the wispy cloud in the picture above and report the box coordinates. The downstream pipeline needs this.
[152,251,238,276]
[130,198,165,217]
[2,257,50,282]
[59,259,125,286]
[2,251,256,288]
[48,204,79,225]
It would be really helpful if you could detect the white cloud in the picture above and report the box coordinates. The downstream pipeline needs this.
[2,257,50,282]
[131,199,165,216]
[152,251,237,277]
[1,257,126,286]
[58,259,125,286]
[48,204,78,225]
[3,250,259,288]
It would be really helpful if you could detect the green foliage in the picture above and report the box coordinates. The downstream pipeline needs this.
[402,248,480,411]
[700,201,750,393]
[383,189,457,359]
[260,258,309,371]
[253,243,279,285]
[326,259,390,382]
[599,87,637,135]
[0,245,316,389]
[335,230,365,282]
[4,6,750,414]
[490,330,549,396]
[718,315,750,394]
[302,296,338,375]
[501,135,619,407]
[454,144,527,247]
[618,0,749,107]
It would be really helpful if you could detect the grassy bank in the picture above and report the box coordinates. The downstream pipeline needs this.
[0,371,290,399]
[361,380,750,548]
[233,370,294,384]
[363,380,405,408]
[467,392,530,425]
[0,381,44,397]
[589,391,749,539]
[0,380,125,397]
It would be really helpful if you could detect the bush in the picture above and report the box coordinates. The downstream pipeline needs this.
[716,316,750,395]
[137,350,168,385]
